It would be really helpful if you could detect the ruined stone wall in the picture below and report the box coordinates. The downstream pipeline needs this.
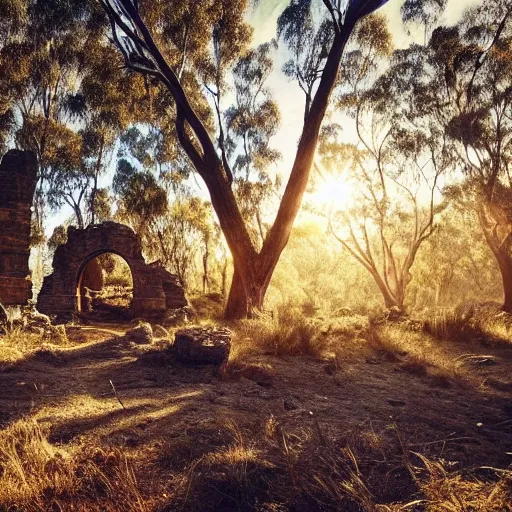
[38,222,187,318]
[0,150,37,306]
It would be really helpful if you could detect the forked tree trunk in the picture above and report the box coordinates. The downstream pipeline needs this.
[370,270,404,311]
[99,0,390,320]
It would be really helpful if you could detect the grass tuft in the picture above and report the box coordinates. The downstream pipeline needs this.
[0,419,149,511]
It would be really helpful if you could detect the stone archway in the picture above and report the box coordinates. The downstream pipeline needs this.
[37,222,187,318]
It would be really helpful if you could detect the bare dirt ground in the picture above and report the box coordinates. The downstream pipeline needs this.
[1,322,511,510]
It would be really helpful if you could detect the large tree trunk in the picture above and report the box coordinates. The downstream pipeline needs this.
[371,270,404,311]
[99,0,388,320]
[224,264,270,320]
[221,26,357,319]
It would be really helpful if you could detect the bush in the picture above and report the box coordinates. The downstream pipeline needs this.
[230,305,326,361]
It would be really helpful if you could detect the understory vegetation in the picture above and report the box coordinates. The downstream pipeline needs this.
[1,304,512,511]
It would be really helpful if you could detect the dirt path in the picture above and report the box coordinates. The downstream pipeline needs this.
[0,324,511,507]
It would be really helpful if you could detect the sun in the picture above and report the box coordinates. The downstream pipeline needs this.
[311,175,355,208]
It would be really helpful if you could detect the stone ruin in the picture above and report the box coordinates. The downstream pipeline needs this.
[0,150,38,307]
[0,149,187,323]
[37,222,187,319]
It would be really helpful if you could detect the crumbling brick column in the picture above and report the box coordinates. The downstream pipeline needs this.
[0,150,37,306]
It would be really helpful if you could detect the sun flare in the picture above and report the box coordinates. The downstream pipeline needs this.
[311,175,355,208]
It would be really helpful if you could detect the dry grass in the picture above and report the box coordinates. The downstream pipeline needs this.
[425,303,512,344]
[1,306,511,510]
[412,454,512,512]
[228,306,370,365]
[0,419,150,512]
[0,327,46,370]
[229,311,324,362]
[1,415,506,512]
[370,324,469,386]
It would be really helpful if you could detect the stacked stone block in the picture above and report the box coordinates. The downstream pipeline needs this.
[0,150,37,306]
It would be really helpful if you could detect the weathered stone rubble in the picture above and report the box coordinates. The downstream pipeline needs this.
[0,150,37,306]
[37,222,187,319]
[163,306,193,327]
[2,304,67,341]
[126,322,153,344]
[173,326,231,365]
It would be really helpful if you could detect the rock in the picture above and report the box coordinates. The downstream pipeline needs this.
[49,324,68,343]
[388,399,406,407]
[163,306,192,327]
[284,398,299,411]
[173,326,231,365]
[153,324,170,339]
[126,322,153,344]
[26,309,52,328]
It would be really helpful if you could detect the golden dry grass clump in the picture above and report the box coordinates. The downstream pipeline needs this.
[414,454,512,512]
[0,419,149,512]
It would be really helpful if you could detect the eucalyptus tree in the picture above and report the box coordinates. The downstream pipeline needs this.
[0,0,108,237]
[418,0,512,311]
[0,0,151,238]
[400,0,447,43]
[325,14,451,311]
[277,0,335,121]
[99,0,390,319]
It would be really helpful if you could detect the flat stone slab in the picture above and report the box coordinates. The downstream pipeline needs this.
[173,326,231,365]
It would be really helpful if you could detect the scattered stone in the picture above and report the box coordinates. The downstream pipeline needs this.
[126,322,153,344]
[284,398,299,411]
[25,308,52,330]
[50,324,68,343]
[173,326,231,365]
[388,399,406,407]
[163,306,192,327]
